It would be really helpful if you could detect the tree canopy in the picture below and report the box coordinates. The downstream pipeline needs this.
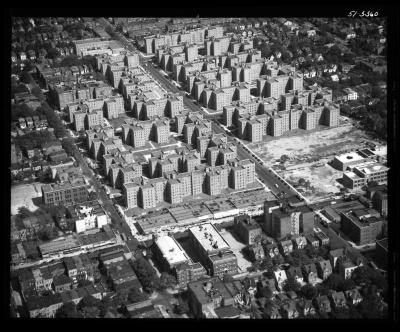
[55,302,82,318]
[127,287,147,304]
[283,276,301,292]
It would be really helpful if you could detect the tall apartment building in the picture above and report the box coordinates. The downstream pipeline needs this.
[121,117,170,148]
[265,204,315,239]
[123,158,256,209]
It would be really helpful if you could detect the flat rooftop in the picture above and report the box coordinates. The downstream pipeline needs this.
[335,151,366,164]
[189,223,230,253]
[344,171,363,179]
[355,162,388,175]
[155,235,190,266]
[39,237,80,256]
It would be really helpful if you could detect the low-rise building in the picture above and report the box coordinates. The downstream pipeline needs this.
[314,295,331,313]
[187,277,235,318]
[52,274,73,293]
[316,259,333,280]
[188,223,238,277]
[341,209,383,245]
[67,200,108,233]
[329,290,347,308]
[153,235,206,287]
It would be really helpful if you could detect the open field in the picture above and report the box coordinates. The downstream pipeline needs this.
[247,122,382,202]
[11,183,43,215]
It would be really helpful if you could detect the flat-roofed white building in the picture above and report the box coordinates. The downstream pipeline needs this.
[342,171,365,189]
[332,151,368,171]
[154,235,190,267]
[189,223,230,254]
[68,201,108,233]
[188,223,237,277]
[153,235,207,287]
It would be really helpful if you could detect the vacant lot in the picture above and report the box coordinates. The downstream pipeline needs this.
[219,228,252,273]
[11,183,43,215]
[247,122,382,202]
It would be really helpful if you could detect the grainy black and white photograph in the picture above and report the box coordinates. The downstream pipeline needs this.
[7,8,399,321]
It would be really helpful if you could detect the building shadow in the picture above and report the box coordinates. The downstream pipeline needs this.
[31,196,43,208]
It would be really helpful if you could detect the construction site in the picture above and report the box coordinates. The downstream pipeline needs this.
[247,118,383,202]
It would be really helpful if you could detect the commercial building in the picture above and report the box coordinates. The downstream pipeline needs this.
[341,209,383,245]
[67,200,108,233]
[153,235,206,287]
[332,150,373,172]
[188,223,238,277]
[342,162,388,189]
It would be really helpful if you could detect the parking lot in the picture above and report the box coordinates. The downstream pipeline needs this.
[219,228,252,273]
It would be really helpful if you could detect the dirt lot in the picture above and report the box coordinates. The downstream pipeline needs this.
[11,183,43,215]
[247,121,382,202]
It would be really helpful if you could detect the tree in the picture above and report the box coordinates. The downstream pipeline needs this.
[258,286,272,299]
[158,272,177,290]
[20,71,34,84]
[127,287,147,304]
[339,278,356,292]
[300,284,318,300]
[62,137,78,156]
[330,306,351,319]
[174,296,189,315]
[371,86,383,99]
[132,257,159,293]
[283,276,301,292]
[59,55,82,67]
[357,292,386,319]
[18,206,32,218]
[351,266,387,290]
[55,302,82,318]
[304,244,318,259]
[272,253,285,266]
[77,279,93,288]
[317,246,329,259]
[77,295,102,311]
[31,86,45,101]
[323,273,345,291]
[260,256,274,271]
